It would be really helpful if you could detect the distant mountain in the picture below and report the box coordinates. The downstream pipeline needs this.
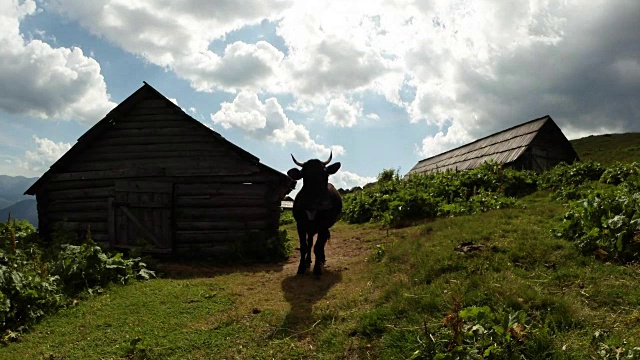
[0,175,39,225]
[0,175,38,205]
[0,199,38,226]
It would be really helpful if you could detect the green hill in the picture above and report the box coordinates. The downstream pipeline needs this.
[571,132,640,165]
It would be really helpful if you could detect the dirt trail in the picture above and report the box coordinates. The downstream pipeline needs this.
[160,227,377,336]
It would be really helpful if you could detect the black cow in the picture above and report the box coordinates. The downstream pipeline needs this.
[287,152,342,276]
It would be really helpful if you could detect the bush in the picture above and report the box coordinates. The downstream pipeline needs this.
[279,210,295,226]
[0,248,62,334]
[600,162,640,186]
[0,218,154,340]
[341,162,527,226]
[263,230,294,262]
[51,242,154,296]
[555,186,640,261]
[538,161,605,191]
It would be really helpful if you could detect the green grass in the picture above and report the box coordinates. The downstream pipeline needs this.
[571,132,640,165]
[0,279,239,359]
[2,192,639,358]
[349,192,640,358]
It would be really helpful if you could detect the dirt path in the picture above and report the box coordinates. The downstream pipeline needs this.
[159,226,378,338]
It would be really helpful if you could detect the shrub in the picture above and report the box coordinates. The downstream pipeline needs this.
[0,219,154,340]
[538,161,605,191]
[0,248,62,334]
[263,230,294,262]
[279,210,295,226]
[341,162,526,225]
[600,162,640,186]
[51,241,154,296]
[555,186,640,261]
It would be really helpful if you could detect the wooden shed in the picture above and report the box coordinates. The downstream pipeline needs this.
[406,115,579,177]
[25,82,294,257]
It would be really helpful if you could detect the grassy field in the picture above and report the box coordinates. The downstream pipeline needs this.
[1,133,639,359]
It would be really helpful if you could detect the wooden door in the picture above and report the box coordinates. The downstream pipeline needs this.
[109,181,173,252]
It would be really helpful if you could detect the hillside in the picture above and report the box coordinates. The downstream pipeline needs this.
[0,199,38,225]
[571,132,640,165]
[0,175,38,209]
[0,133,639,358]
[2,193,639,359]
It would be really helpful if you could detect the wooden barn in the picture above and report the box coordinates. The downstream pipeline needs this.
[406,115,579,177]
[25,82,294,257]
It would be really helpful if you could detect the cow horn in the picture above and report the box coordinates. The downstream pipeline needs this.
[322,151,333,165]
[291,154,304,167]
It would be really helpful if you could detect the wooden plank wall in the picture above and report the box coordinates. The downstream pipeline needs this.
[36,97,285,256]
[69,100,258,174]
[530,123,579,170]
[173,181,281,255]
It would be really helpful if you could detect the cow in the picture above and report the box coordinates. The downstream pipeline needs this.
[287,152,342,276]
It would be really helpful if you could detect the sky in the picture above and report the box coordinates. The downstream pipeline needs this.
[1,0,639,192]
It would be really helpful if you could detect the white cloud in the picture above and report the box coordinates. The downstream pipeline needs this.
[562,123,625,141]
[17,136,72,174]
[418,120,474,158]
[50,0,290,63]
[366,113,380,120]
[0,0,115,124]
[50,0,289,92]
[48,0,640,142]
[211,91,344,156]
[285,35,389,96]
[325,97,362,127]
[330,170,376,190]
[176,41,285,92]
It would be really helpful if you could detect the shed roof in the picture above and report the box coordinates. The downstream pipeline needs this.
[406,115,555,176]
[26,82,293,195]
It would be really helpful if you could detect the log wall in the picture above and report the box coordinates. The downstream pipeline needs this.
[528,121,580,171]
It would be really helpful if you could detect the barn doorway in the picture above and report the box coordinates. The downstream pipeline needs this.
[109,180,173,252]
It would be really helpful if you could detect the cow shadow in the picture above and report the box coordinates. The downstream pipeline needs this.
[278,269,342,338]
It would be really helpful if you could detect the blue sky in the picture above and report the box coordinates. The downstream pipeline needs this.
[1,0,639,191]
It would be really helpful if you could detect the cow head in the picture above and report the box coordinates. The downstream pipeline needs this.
[287,152,341,191]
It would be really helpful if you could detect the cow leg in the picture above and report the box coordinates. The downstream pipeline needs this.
[306,233,314,269]
[313,228,330,276]
[296,226,307,275]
